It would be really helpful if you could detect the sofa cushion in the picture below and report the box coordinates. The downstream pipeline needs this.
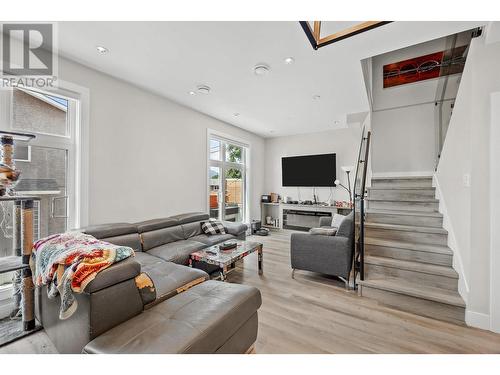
[147,240,206,265]
[331,213,346,228]
[309,227,337,236]
[133,251,166,268]
[336,211,354,238]
[181,221,203,239]
[101,233,143,252]
[191,233,234,246]
[81,223,142,252]
[221,221,248,237]
[136,258,208,308]
[169,212,209,225]
[82,281,262,354]
[136,217,179,233]
[141,225,185,251]
[82,223,137,239]
[202,220,226,235]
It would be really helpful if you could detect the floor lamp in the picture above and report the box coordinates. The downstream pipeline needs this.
[334,166,354,206]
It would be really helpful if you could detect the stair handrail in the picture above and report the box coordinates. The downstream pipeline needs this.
[353,127,371,287]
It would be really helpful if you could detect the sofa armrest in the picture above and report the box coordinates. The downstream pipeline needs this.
[222,221,248,236]
[85,257,141,293]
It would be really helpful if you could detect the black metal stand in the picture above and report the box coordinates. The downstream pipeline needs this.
[0,196,41,347]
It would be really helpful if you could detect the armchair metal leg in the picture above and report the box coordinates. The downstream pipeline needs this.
[291,269,295,279]
[338,276,349,290]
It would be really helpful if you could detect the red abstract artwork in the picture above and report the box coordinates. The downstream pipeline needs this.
[383,46,467,88]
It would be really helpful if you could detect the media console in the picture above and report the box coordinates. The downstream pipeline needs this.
[260,202,351,231]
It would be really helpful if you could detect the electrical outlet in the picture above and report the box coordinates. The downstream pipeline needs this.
[463,173,471,187]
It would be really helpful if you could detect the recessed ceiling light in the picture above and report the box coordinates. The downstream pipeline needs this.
[254,64,270,76]
[284,57,295,65]
[197,85,211,94]
[233,113,240,117]
[313,95,321,100]
[188,91,196,96]
[96,46,109,54]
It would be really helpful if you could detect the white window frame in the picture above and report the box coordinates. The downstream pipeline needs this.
[207,129,250,224]
[0,80,89,229]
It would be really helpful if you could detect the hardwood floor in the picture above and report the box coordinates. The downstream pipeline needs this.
[2,229,500,354]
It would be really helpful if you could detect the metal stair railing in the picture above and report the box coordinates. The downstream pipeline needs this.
[352,127,371,288]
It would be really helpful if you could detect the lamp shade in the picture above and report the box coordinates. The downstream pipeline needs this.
[334,179,340,186]
[341,165,354,173]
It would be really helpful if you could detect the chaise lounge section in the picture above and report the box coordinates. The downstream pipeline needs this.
[35,212,261,354]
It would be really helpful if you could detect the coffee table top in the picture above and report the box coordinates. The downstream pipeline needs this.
[190,240,262,268]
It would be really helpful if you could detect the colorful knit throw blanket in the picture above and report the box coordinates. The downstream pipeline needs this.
[30,231,135,320]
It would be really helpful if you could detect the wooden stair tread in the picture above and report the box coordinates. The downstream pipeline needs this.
[365,255,458,278]
[366,208,443,218]
[367,186,435,191]
[364,222,447,234]
[359,278,465,307]
[364,237,453,255]
[366,197,439,203]
[371,176,433,181]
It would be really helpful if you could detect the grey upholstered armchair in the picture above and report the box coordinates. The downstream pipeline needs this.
[290,211,355,288]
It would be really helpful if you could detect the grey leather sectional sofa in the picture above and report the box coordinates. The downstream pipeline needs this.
[35,212,262,354]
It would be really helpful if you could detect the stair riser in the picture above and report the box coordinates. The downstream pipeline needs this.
[360,285,465,325]
[368,189,436,200]
[367,200,439,212]
[366,213,443,228]
[371,178,433,188]
[365,244,453,266]
[366,228,448,246]
[365,263,458,290]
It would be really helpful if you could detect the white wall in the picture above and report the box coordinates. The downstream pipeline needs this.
[490,91,500,333]
[371,104,436,175]
[264,127,362,205]
[58,58,265,224]
[371,33,469,175]
[436,27,500,330]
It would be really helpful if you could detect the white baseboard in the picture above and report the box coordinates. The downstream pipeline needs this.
[371,171,434,178]
[466,310,491,330]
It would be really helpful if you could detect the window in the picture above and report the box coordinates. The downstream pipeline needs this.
[0,85,87,318]
[208,132,249,223]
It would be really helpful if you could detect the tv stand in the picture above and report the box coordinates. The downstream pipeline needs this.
[282,208,332,231]
[261,202,351,232]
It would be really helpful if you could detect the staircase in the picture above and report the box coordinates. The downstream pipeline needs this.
[358,176,466,325]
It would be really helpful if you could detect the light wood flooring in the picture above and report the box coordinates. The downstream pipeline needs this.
[2,230,500,354]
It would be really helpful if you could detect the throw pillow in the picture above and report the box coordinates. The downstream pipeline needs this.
[201,220,226,235]
[331,213,346,228]
[309,227,337,236]
[336,211,354,237]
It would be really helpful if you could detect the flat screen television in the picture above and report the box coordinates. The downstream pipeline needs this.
[282,153,336,187]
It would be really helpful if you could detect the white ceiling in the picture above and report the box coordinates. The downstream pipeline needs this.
[57,21,483,138]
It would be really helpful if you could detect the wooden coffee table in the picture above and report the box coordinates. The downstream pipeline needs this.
[189,240,263,281]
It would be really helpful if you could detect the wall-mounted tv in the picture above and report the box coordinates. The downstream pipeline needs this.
[282,153,336,187]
